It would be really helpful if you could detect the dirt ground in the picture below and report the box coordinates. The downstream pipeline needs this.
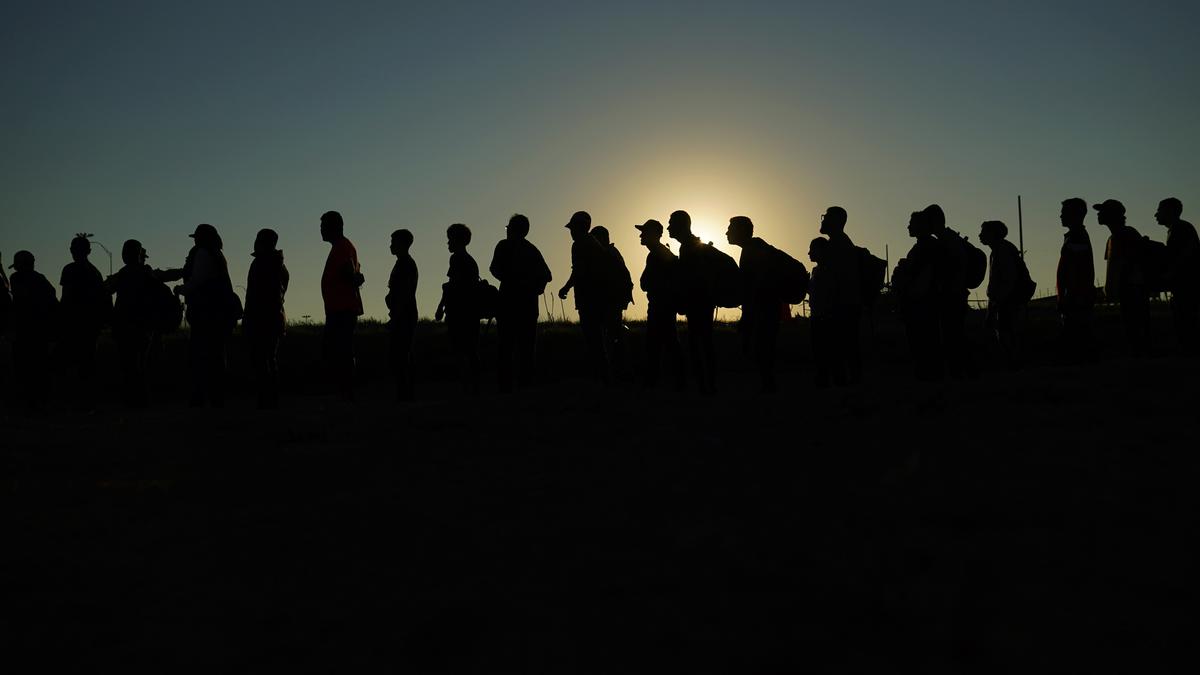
[3,306,1198,672]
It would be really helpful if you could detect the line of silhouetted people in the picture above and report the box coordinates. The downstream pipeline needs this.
[1,198,1197,411]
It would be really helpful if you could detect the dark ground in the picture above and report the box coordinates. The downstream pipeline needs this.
[3,303,1198,673]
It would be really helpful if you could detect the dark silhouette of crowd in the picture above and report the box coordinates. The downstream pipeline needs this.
[1,198,1196,412]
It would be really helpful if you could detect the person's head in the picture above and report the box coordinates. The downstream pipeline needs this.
[636,219,664,247]
[320,210,344,243]
[70,235,91,262]
[253,228,279,256]
[726,216,754,247]
[1060,198,1088,228]
[667,210,692,241]
[592,225,611,246]
[808,237,829,264]
[565,211,591,241]
[446,223,471,252]
[507,213,530,240]
[1092,199,1126,228]
[10,250,35,273]
[907,211,926,239]
[390,228,413,256]
[189,223,223,251]
[1155,197,1183,226]
[121,239,146,266]
[820,206,847,235]
[921,204,946,234]
[979,220,1008,247]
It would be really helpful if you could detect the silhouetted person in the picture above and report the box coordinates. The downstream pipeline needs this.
[107,240,181,407]
[1097,199,1150,355]
[0,255,9,404]
[244,229,289,409]
[178,224,238,408]
[637,219,684,389]
[9,250,57,410]
[808,237,836,387]
[979,220,1031,370]
[1155,198,1200,354]
[926,204,976,378]
[320,210,365,400]
[726,216,784,392]
[490,214,552,392]
[559,211,612,383]
[668,210,718,395]
[591,225,633,381]
[818,206,864,385]
[387,229,419,400]
[892,211,941,380]
[1057,197,1097,364]
[59,235,111,410]
[436,223,481,394]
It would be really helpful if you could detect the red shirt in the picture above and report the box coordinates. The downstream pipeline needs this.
[322,238,363,316]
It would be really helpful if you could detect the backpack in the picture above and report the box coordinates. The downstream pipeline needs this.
[475,278,499,321]
[1140,236,1169,294]
[960,236,987,290]
[857,247,887,306]
[700,243,742,309]
[1014,257,1038,304]
[149,278,183,333]
[770,246,810,305]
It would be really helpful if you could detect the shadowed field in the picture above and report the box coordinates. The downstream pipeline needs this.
[3,303,1198,672]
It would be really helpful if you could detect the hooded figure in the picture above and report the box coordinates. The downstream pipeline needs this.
[179,223,237,407]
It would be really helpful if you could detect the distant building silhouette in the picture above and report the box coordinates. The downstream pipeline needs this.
[490,214,552,392]
[244,228,289,409]
[320,211,365,400]
[387,229,419,400]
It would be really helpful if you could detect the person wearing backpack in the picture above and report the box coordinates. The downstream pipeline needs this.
[892,211,942,380]
[321,210,365,400]
[726,216,787,393]
[819,206,864,384]
[490,214,552,392]
[244,228,289,409]
[177,224,238,408]
[925,204,977,378]
[8,250,57,410]
[387,228,419,401]
[979,220,1032,370]
[637,219,684,390]
[668,209,721,395]
[59,235,112,411]
[1154,198,1200,354]
[1056,198,1097,364]
[436,223,481,395]
[106,240,182,408]
[1097,199,1150,355]
[559,211,612,384]
[590,225,633,382]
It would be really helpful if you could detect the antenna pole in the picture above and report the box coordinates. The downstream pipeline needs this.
[1018,195,1025,261]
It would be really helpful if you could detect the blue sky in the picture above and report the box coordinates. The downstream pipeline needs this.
[3,0,1198,320]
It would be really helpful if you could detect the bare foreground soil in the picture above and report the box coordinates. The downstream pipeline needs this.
[3,307,1199,673]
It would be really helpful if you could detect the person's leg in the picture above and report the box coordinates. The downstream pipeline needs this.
[579,310,608,384]
[393,319,415,400]
[518,296,538,387]
[188,325,207,407]
[645,309,663,388]
[840,307,863,384]
[496,310,514,393]
[689,308,716,395]
[813,316,831,388]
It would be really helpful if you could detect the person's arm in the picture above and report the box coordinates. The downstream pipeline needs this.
[558,272,574,300]
[489,242,504,282]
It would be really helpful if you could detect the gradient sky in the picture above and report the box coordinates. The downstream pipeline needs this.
[3,0,1198,321]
